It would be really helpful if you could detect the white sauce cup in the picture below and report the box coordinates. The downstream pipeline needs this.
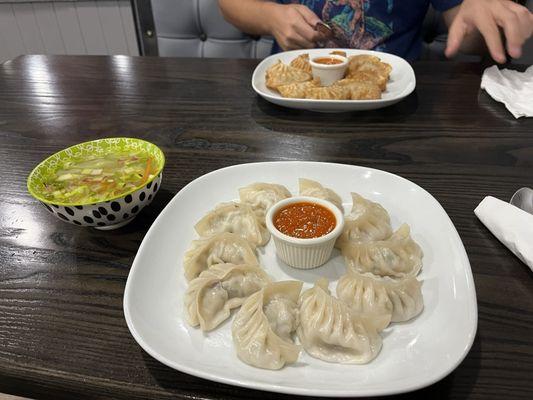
[266,196,345,269]
[309,54,348,86]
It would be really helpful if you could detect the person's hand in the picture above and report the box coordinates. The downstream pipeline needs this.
[267,4,325,50]
[445,0,533,63]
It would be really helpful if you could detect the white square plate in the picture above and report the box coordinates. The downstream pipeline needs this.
[124,161,477,397]
[252,49,416,112]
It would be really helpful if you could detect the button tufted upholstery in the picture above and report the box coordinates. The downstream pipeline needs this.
[151,0,273,58]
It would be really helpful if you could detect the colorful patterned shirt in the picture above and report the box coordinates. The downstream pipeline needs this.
[275,0,462,59]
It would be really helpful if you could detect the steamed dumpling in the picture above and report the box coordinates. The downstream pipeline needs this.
[195,202,270,247]
[304,85,349,100]
[290,53,312,73]
[238,182,291,220]
[183,232,259,281]
[232,281,303,370]
[299,178,343,210]
[334,78,382,100]
[337,271,423,323]
[266,60,311,90]
[184,263,270,331]
[298,278,382,364]
[342,224,423,279]
[277,80,318,99]
[336,192,392,249]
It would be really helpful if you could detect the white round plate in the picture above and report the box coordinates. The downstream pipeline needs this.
[124,161,477,397]
[251,49,416,112]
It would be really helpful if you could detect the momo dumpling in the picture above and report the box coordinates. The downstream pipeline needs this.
[184,263,270,331]
[298,278,382,364]
[195,202,270,247]
[277,80,318,99]
[238,182,291,220]
[289,53,312,73]
[304,85,349,100]
[342,224,423,279]
[232,281,302,370]
[346,55,392,90]
[183,232,259,281]
[337,271,423,323]
[336,192,392,249]
[298,178,343,210]
[336,272,392,330]
[265,61,311,90]
[334,78,382,100]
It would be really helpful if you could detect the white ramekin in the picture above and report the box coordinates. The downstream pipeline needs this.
[309,54,348,86]
[266,196,345,269]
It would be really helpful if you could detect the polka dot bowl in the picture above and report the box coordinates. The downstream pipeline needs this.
[27,137,165,230]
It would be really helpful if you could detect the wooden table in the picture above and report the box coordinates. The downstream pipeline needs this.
[0,55,532,400]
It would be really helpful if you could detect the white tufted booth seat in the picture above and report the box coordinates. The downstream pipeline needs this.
[151,0,274,58]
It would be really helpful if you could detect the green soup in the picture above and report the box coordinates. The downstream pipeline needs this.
[40,150,156,204]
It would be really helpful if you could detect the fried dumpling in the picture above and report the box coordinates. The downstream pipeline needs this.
[334,78,382,100]
[185,263,270,331]
[239,182,291,220]
[342,223,423,279]
[298,278,382,364]
[337,271,423,323]
[330,50,347,57]
[183,232,259,281]
[195,202,270,247]
[277,80,318,99]
[336,192,392,249]
[304,84,349,100]
[346,55,391,90]
[265,60,311,90]
[299,178,343,210]
[232,281,303,370]
[290,53,312,73]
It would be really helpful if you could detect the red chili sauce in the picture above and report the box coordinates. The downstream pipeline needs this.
[274,202,336,239]
[313,57,343,65]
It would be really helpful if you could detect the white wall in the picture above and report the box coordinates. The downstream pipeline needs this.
[0,1,139,63]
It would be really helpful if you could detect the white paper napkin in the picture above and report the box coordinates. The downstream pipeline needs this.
[474,196,533,271]
[480,65,533,118]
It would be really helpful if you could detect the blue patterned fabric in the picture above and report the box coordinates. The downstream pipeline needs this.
[274,0,462,59]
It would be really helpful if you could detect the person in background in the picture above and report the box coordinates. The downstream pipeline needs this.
[218,0,533,63]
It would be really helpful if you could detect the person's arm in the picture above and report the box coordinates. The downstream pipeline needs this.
[443,0,533,63]
[218,0,324,50]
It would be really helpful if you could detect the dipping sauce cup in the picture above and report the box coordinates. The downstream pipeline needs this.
[309,54,348,86]
[266,196,344,269]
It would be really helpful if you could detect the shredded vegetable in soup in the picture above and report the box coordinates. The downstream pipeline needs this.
[41,150,156,204]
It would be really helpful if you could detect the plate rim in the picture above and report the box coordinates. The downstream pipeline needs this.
[251,49,416,107]
[123,161,478,397]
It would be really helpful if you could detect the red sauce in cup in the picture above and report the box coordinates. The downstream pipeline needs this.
[313,57,343,65]
[273,202,336,239]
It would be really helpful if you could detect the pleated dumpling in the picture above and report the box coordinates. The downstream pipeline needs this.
[266,60,311,90]
[337,271,423,323]
[183,232,259,281]
[238,182,291,220]
[336,192,392,249]
[298,278,382,364]
[195,202,270,247]
[334,78,382,100]
[290,53,312,73]
[184,263,271,331]
[232,281,303,370]
[342,224,423,279]
[346,55,391,90]
[299,178,343,211]
[304,84,349,100]
[277,80,318,99]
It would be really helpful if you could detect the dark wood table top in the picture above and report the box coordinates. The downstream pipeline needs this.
[0,55,532,400]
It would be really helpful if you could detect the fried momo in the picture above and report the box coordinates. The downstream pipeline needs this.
[266,60,311,90]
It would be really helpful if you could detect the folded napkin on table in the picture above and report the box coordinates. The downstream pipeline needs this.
[474,196,533,271]
[480,65,533,118]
